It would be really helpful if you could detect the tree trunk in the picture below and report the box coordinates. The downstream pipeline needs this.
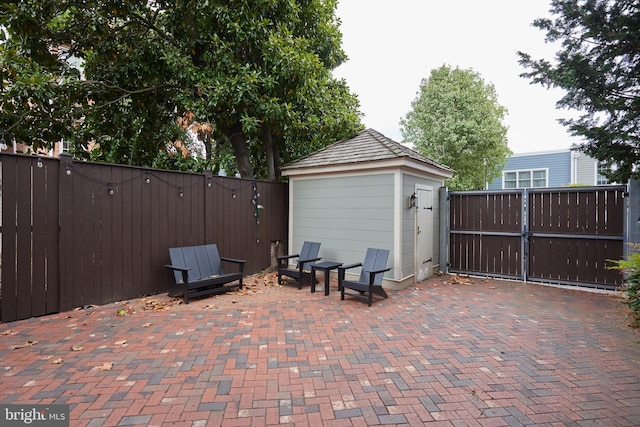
[203,133,212,160]
[263,126,276,181]
[211,137,222,176]
[224,125,254,179]
[273,139,281,181]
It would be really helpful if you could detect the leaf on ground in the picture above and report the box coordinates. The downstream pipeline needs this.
[114,340,127,346]
[10,340,36,350]
[99,362,113,371]
[142,322,152,328]
[74,304,97,311]
[447,275,474,285]
[52,358,63,364]
[115,307,135,317]
[263,273,279,287]
[1,330,12,336]
[71,345,84,351]
[143,298,178,311]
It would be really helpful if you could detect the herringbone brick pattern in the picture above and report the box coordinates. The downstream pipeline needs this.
[1,273,639,426]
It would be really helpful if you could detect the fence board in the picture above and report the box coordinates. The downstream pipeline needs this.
[1,158,18,322]
[44,161,60,314]
[31,163,47,317]
[16,158,34,320]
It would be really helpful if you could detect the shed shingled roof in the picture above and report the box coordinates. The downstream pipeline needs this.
[281,128,453,173]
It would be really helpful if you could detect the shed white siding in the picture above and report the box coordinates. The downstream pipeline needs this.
[289,172,395,279]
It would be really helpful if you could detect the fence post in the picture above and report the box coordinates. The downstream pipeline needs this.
[439,186,448,274]
[628,180,640,246]
[522,188,528,282]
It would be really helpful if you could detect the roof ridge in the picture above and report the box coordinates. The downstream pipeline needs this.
[367,128,434,160]
[281,128,454,173]
[373,129,407,156]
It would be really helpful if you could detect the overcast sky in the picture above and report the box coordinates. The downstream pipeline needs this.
[332,0,582,154]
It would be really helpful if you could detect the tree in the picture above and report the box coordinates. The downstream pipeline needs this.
[0,0,363,180]
[400,65,510,190]
[518,0,640,183]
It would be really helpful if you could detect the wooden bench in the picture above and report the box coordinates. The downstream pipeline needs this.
[165,244,246,303]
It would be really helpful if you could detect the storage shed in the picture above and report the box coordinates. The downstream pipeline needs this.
[280,128,454,290]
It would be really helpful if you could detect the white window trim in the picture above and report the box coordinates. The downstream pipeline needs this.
[502,168,549,189]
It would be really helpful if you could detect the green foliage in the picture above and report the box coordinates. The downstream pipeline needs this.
[609,246,640,329]
[400,65,511,191]
[0,0,363,179]
[518,0,640,184]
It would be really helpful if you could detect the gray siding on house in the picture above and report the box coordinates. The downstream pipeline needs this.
[575,153,596,185]
[290,173,394,277]
[488,150,571,189]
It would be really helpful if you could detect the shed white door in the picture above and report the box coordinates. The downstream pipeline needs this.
[416,187,433,282]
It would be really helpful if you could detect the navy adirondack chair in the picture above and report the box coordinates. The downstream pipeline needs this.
[277,241,321,289]
[339,248,391,306]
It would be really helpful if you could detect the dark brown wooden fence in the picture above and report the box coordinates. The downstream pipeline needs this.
[448,186,626,290]
[1,154,288,322]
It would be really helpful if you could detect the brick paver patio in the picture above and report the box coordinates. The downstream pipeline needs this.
[1,273,639,426]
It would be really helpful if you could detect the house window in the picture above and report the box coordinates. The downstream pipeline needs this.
[57,139,71,156]
[503,169,547,189]
[596,162,609,185]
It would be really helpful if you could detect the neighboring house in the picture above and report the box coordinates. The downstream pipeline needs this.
[280,128,454,290]
[0,140,70,157]
[487,149,611,190]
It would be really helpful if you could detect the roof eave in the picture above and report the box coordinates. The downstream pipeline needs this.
[281,158,454,180]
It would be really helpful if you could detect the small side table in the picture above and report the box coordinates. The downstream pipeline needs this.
[310,262,343,295]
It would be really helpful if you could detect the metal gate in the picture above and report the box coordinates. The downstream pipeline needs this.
[447,186,626,290]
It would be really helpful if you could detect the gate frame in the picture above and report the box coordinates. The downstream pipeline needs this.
[442,185,628,290]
